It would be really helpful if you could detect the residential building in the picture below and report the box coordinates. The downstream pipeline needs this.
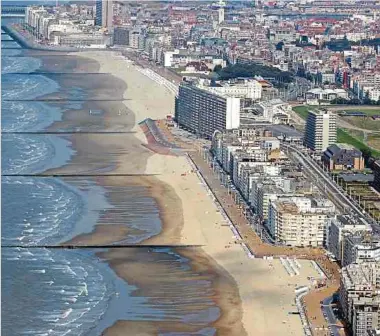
[304,109,337,152]
[268,197,335,247]
[323,143,365,171]
[340,262,380,336]
[327,215,371,263]
[342,234,380,266]
[205,79,262,100]
[113,26,130,45]
[175,80,240,138]
[95,0,113,29]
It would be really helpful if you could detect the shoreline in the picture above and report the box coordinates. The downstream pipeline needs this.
[72,50,248,335]
[4,42,322,335]
[79,50,323,336]
[1,28,246,335]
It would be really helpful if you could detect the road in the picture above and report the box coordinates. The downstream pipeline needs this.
[321,296,343,336]
[283,144,378,231]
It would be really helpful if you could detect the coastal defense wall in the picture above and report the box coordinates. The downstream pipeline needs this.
[139,118,184,156]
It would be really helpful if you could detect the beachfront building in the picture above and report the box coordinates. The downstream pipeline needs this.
[340,262,380,336]
[211,128,275,172]
[304,109,337,152]
[95,0,113,29]
[268,197,335,247]
[342,234,380,267]
[322,144,365,171]
[327,215,371,263]
[175,80,240,138]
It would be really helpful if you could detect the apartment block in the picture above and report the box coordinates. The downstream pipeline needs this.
[113,26,130,45]
[340,262,380,336]
[268,197,335,247]
[304,109,337,152]
[327,215,371,263]
[176,81,240,138]
[95,0,113,29]
[342,234,380,267]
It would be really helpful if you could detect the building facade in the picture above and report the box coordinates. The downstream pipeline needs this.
[304,110,337,152]
[176,81,240,138]
[340,262,380,336]
[327,215,371,263]
[268,197,334,247]
[323,143,365,171]
[95,0,113,29]
[113,26,130,45]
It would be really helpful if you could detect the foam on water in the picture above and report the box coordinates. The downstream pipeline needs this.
[2,56,42,73]
[1,134,75,174]
[2,248,114,336]
[2,176,86,245]
[1,101,62,132]
[1,73,59,100]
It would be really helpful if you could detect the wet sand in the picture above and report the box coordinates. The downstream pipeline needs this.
[99,247,245,336]
[77,50,321,336]
[29,52,245,334]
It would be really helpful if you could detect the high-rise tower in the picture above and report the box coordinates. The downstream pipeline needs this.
[304,109,337,152]
[95,0,113,29]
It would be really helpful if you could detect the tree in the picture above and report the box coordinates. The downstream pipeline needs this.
[213,64,222,73]
[217,63,294,85]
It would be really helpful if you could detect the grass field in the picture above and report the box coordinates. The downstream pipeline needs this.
[345,129,365,141]
[293,106,312,120]
[367,133,380,152]
[337,129,380,158]
[341,116,380,131]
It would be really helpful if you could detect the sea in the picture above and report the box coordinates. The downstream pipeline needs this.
[1,17,220,336]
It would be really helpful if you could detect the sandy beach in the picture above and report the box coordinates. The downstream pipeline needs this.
[72,50,321,336]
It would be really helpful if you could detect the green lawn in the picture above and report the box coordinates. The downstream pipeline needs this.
[337,129,380,158]
[292,106,380,158]
[341,109,380,116]
[292,106,313,120]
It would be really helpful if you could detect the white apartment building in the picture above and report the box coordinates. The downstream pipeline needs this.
[342,234,380,267]
[205,79,262,100]
[268,197,335,247]
[327,215,371,263]
[340,262,380,336]
[253,99,291,124]
[304,109,337,152]
[176,81,240,138]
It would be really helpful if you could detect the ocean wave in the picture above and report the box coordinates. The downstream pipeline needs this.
[2,176,84,246]
[1,101,62,132]
[1,134,74,174]
[2,249,114,336]
[1,56,42,74]
[2,73,59,100]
